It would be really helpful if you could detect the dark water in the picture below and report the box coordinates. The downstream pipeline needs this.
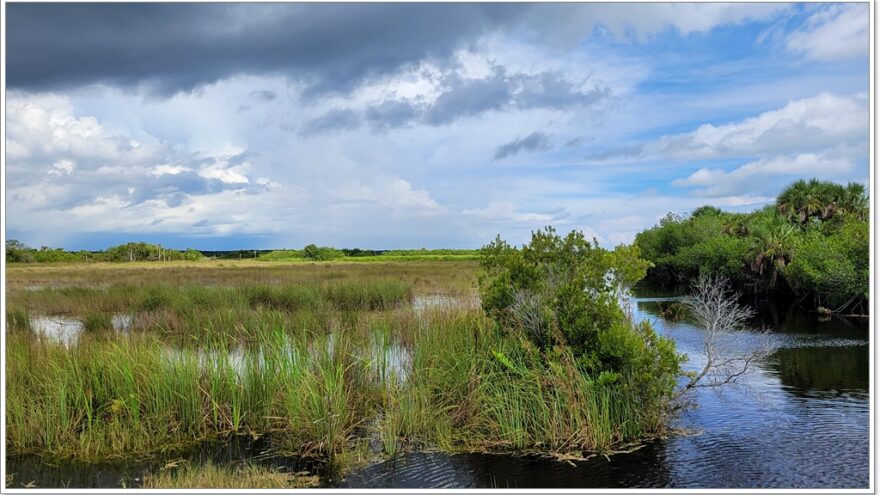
[6,435,333,489]
[7,291,870,489]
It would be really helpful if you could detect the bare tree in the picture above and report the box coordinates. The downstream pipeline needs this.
[680,273,772,392]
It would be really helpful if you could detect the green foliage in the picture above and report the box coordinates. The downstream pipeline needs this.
[82,312,113,333]
[635,179,869,313]
[784,219,868,310]
[691,205,723,217]
[477,226,682,411]
[777,179,868,225]
[5,240,205,264]
[302,244,344,261]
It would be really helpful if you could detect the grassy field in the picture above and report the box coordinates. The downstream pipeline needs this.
[5,259,478,294]
[5,259,668,482]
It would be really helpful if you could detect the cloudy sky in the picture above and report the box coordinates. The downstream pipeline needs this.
[5,3,870,250]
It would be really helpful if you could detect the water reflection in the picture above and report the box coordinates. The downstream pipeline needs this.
[768,346,868,392]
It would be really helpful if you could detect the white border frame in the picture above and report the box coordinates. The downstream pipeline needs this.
[0,1,875,493]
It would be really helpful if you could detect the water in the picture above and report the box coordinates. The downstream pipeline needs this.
[29,313,134,345]
[6,436,329,489]
[30,316,84,346]
[341,291,870,489]
[7,290,869,488]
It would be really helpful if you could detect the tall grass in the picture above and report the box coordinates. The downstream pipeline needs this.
[5,328,374,460]
[9,280,410,322]
[6,262,670,463]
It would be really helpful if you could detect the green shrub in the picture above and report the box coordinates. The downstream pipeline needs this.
[478,227,682,400]
[302,244,344,261]
[784,219,868,310]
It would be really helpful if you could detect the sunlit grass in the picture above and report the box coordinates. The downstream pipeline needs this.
[141,461,320,489]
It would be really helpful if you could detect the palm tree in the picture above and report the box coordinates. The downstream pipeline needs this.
[839,182,868,219]
[776,179,809,222]
[749,220,795,287]
[777,179,848,225]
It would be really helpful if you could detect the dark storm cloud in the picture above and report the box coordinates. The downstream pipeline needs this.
[6,3,525,95]
[423,70,514,125]
[365,100,422,131]
[301,69,612,136]
[494,131,551,159]
[300,109,362,136]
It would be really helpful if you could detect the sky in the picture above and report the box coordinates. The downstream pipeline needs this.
[4,3,870,250]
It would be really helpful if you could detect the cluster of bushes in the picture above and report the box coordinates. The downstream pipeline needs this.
[479,227,683,433]
[6,240,204,263]
[634,179,868,313]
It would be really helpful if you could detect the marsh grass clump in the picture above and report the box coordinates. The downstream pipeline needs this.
[245,285,323,312]
[6,307,31,333]
[82,312,113,333]
[141,461,320,489]
[140,287,174,312]
[5,326,378,460]
[322,279,412,311]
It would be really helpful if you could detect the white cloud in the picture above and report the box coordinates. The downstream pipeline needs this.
[786,4,869,61]
[151,164,190,176]
[5,90,447,246]
[673,148,859,197]
[380,179,439,209]
[49,159,75,176]
[6,93,153,167]
[463,201,567,224]
[654,92,867,160]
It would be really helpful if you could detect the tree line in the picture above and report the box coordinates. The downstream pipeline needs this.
[634,179,869,315]
[5,241,204,263]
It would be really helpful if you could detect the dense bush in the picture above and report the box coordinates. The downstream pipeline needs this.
[302,244,344,261]
[478,227,682,409]
[784,219,869,311]
[634,179,869,313]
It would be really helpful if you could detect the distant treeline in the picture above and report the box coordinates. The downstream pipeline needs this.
[634,179,869,315]
[5,240,480,264]
[5,241,204,263]
[257,245,480,262]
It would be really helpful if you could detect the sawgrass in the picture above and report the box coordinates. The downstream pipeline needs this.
[6,260,668,464]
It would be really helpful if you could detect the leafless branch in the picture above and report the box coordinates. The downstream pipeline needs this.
[679,273,772,394]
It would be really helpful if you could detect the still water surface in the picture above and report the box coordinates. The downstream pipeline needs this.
[7,289,869,488]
